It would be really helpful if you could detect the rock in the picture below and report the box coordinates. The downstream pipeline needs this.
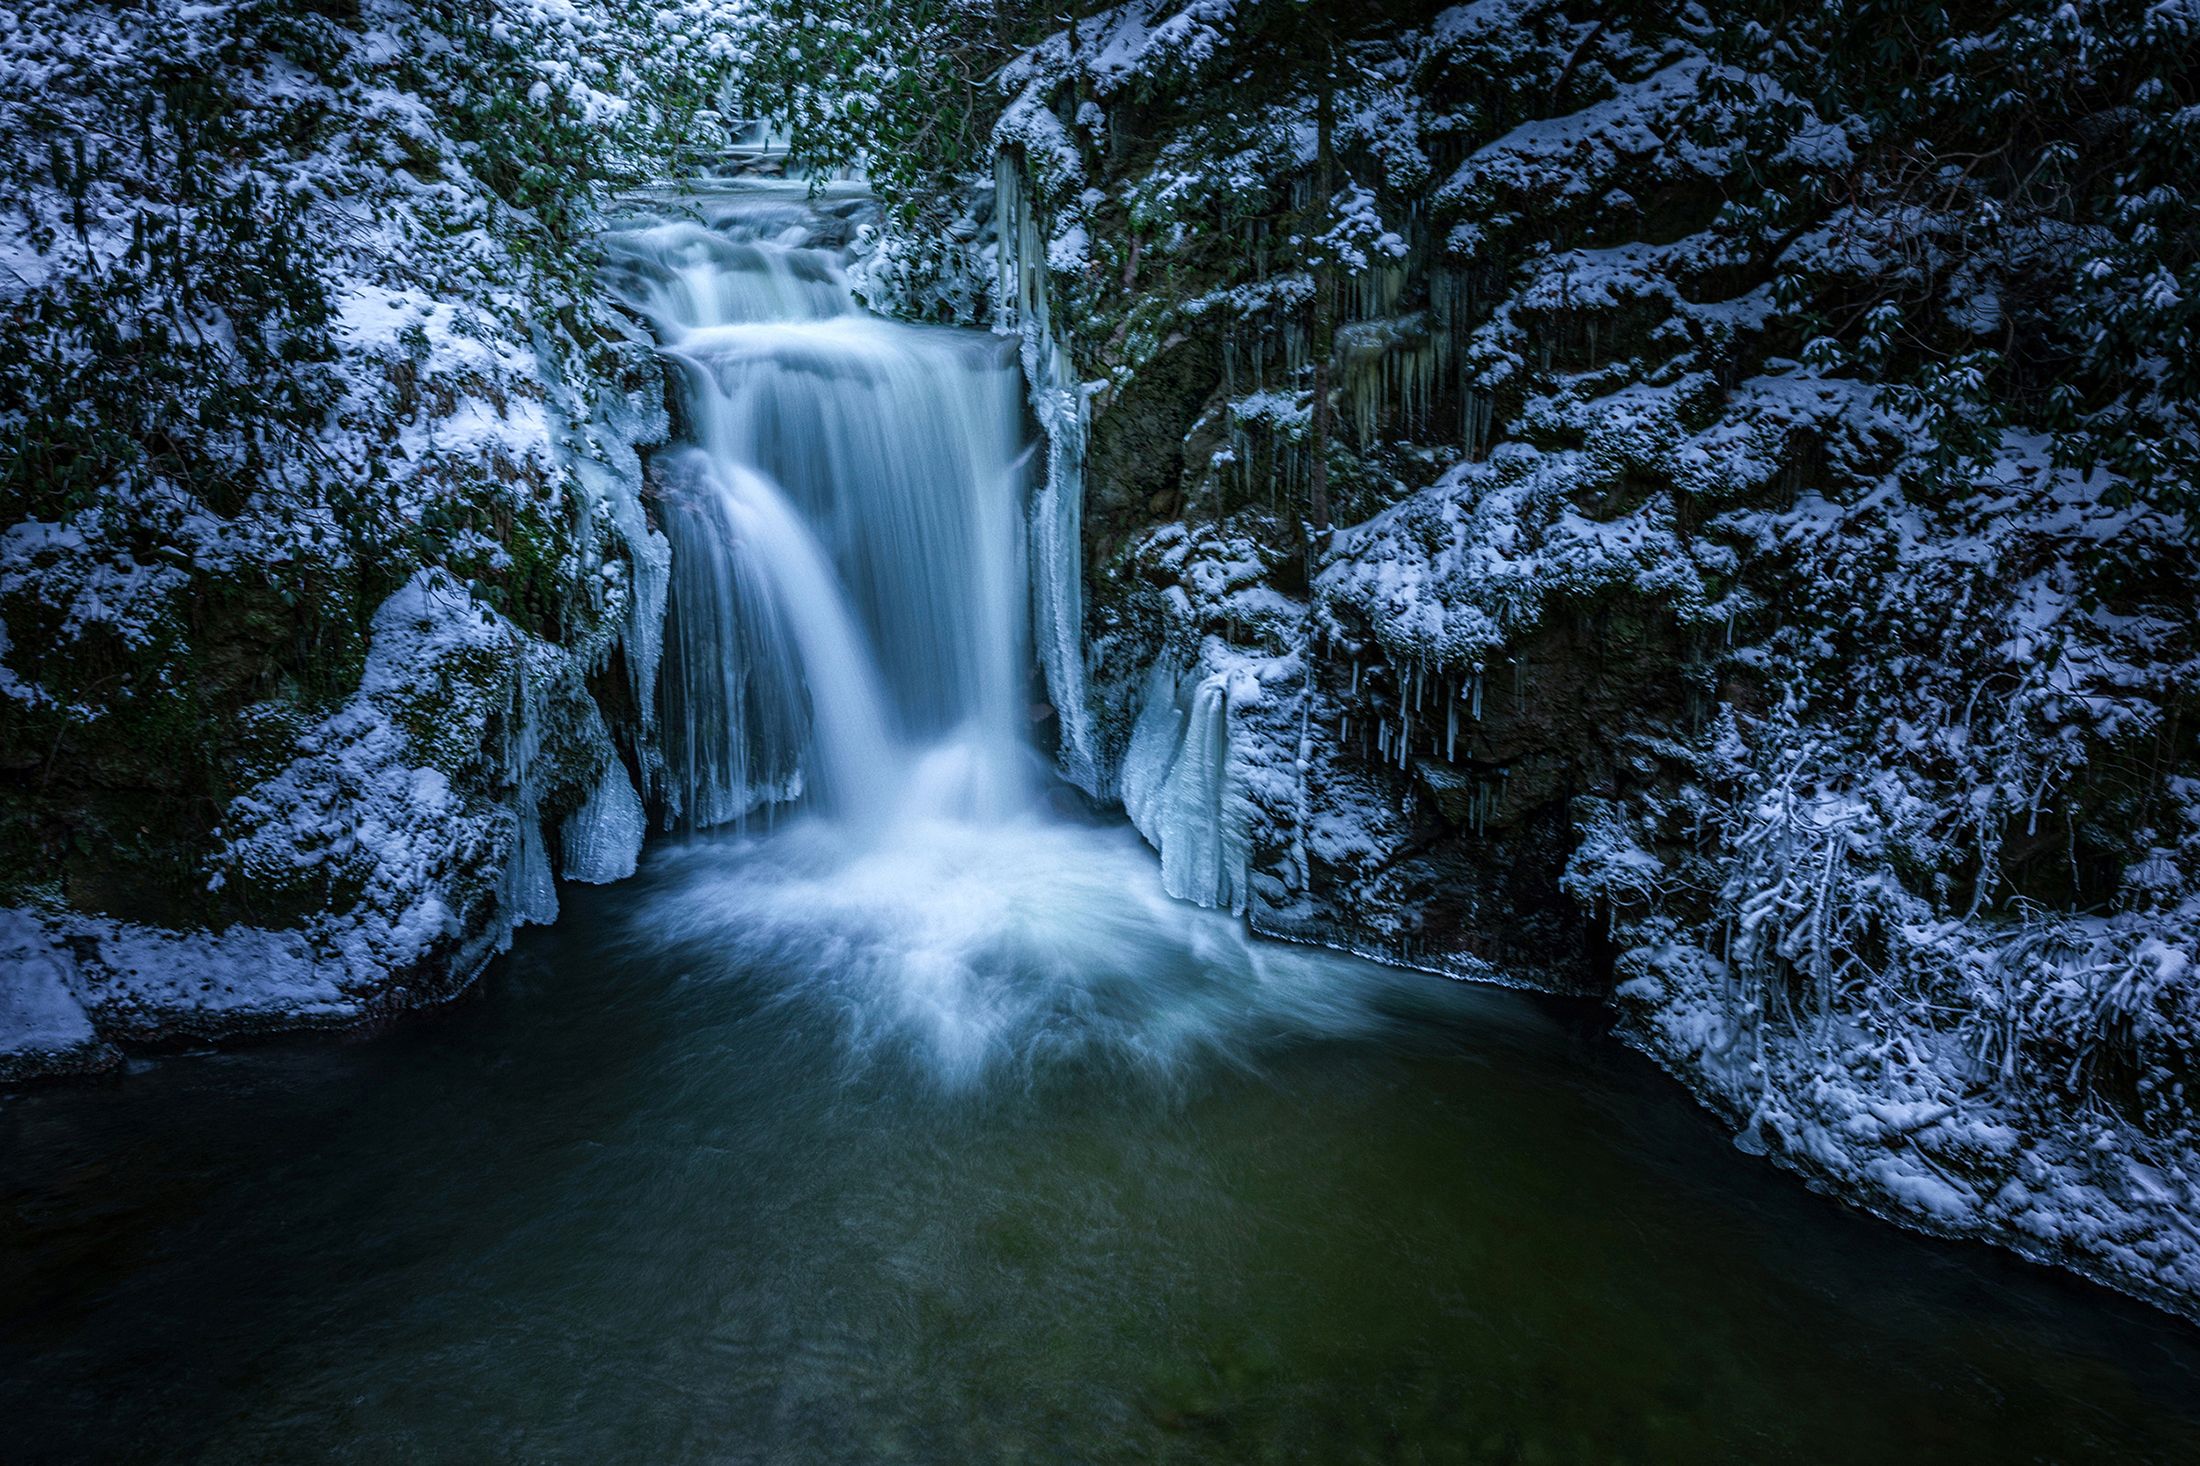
[0,910,120,1082]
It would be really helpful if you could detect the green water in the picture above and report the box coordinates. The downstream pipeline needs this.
[5,817,2198,1463]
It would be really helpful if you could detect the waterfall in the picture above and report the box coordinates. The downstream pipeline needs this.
[601,188,1032,828]
[539,183,1332,1088]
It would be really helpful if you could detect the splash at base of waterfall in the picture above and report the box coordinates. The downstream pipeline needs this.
[623,799,1394,1090]
[599,181,1319,1089]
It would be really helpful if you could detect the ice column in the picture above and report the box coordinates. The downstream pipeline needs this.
[1123,661,1252,914]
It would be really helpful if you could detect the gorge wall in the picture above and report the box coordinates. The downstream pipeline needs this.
[960,0,2200,1318]
[0,2,728,1076]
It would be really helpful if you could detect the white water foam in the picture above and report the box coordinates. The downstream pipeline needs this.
[602,183,1406,1086]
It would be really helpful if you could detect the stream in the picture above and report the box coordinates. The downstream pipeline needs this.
[5,181,2199,1463]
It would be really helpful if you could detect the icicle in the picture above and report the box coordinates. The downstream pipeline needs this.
[1123,661,1251,913]
[495,655,559,935]
[989,156,1099,793]
[562,757,645,884]
[1463,388,1493,462]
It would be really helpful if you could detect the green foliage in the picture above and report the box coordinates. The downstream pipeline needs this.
[725,0,1046,217]
[1725,0,2200,507]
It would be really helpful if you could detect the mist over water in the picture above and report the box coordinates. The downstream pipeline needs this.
[626,812,1422,1093]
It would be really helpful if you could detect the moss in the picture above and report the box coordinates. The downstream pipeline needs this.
[0,542,386,928]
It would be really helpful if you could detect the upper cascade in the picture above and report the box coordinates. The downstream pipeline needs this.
[601,183,1033,830]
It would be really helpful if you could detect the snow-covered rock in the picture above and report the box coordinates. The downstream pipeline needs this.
[984,0,2200,1318]
[0,911,114,1082]
[0,2,712,1069]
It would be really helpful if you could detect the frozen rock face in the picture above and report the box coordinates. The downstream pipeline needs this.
[986,3,2200,1318]
[2,555,660,1078]
[0,3,701,1078]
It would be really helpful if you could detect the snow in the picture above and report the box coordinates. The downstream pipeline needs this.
[998,1,1239,102]
[221,569,602,972]
[984,0,2200,1318]
[1456,58,1714,194]
[0,911,110,1080]
[0,2,702,1075]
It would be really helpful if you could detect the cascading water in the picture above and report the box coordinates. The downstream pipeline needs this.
[602,188,1030,829]
[592,182,1338,1085]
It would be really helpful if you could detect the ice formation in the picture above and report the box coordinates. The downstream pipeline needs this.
[994,156,1101,795]
[1124,660,1253,914]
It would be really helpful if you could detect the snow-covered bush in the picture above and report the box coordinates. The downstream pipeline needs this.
[0,1,735,1053]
